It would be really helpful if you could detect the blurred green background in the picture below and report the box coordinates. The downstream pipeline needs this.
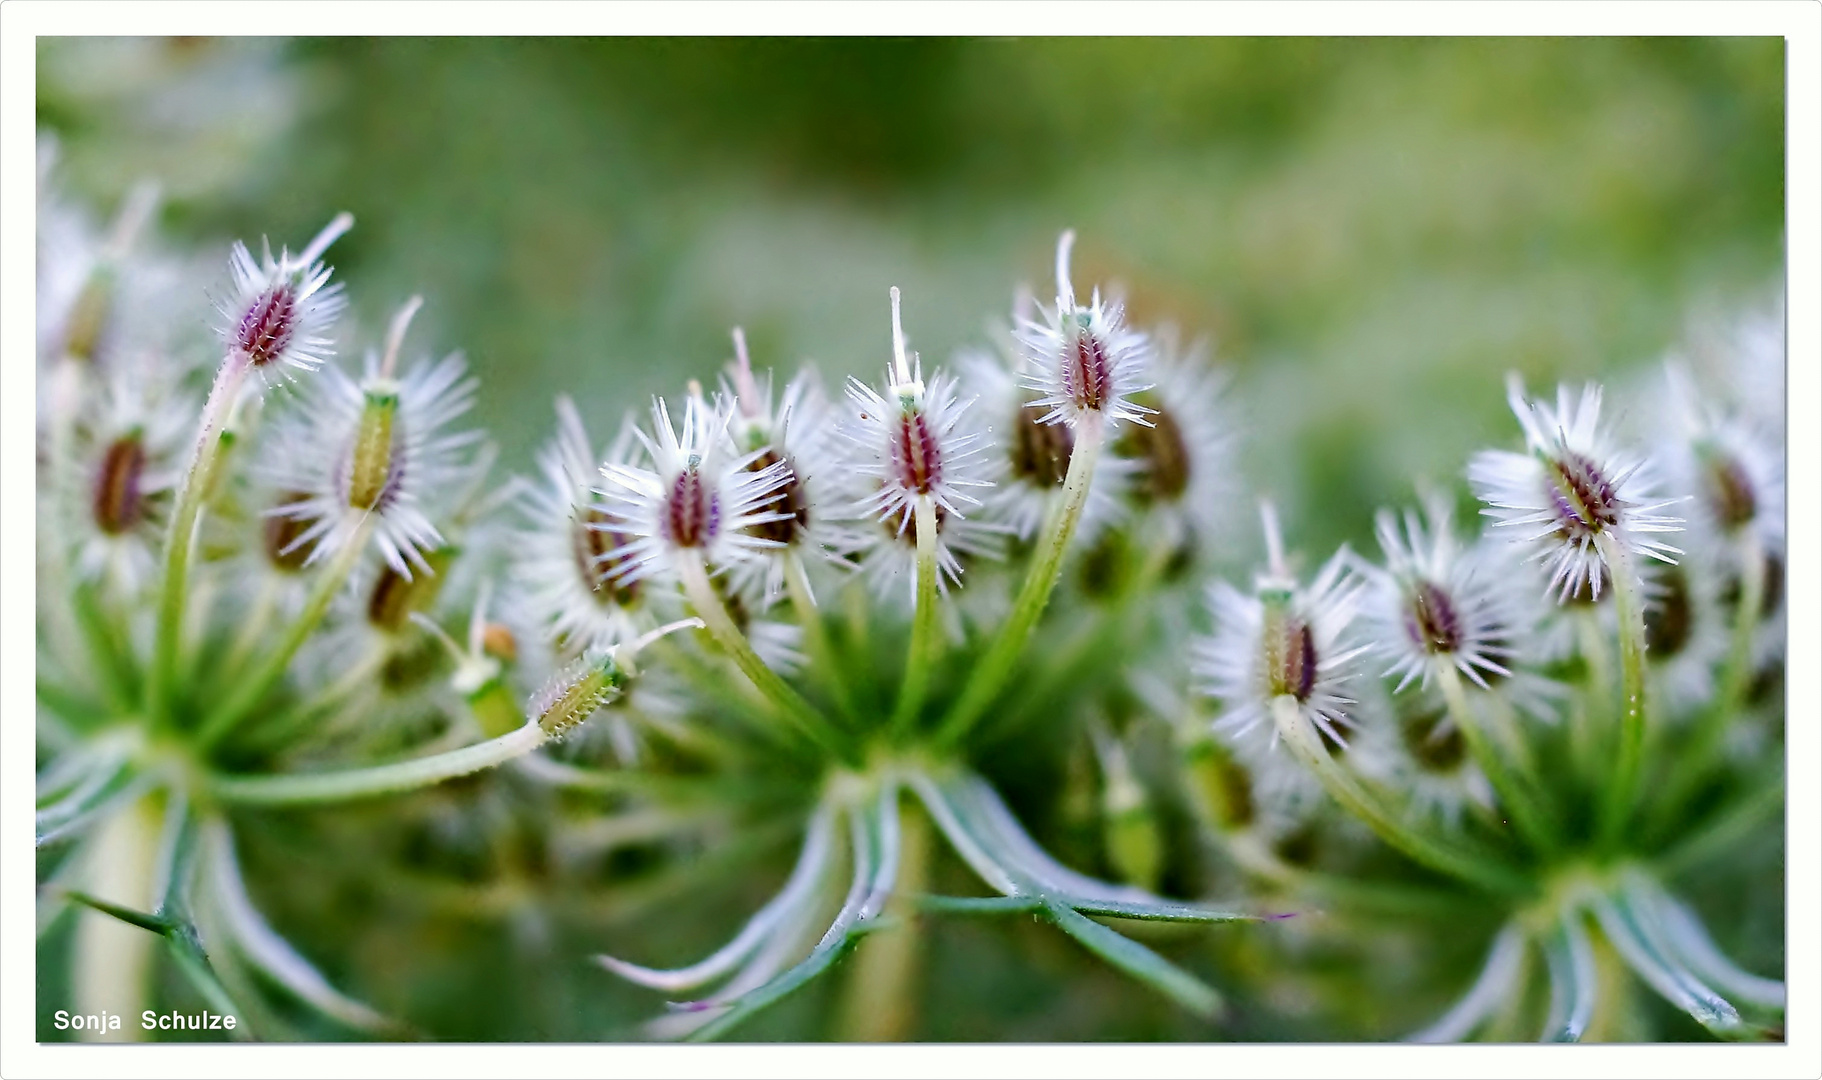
[39,36,1784,560]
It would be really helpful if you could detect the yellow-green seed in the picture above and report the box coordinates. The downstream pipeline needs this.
[348,390,399,511]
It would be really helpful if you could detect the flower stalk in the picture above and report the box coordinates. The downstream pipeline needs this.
[1595,531,1649,848]
[1270,695,1529,895]
[891,494,942,738]
[676,551,849,762]
[938,413,1106,747]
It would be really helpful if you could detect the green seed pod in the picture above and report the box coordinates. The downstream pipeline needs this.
[347,386,400,511]
[533,654,626,737]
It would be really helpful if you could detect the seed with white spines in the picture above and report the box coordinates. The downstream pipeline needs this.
[1111,328,1233,555]
[513,398,652,657]
[839,288,993,542]
[1468,374,1684,603]
[260,297,483,577]
[1358,497,1518,693]
[595,385,793,586]
[1193,504,1370,750]
[718,328,855,607]
[1015,231,1155,430]
[961,332,1129,546]
[217,213,352,380]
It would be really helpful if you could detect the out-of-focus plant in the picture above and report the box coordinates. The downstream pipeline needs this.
[36,124,1783,1038]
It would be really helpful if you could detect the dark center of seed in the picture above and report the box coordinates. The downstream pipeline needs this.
[1010,403,1073,486]
[1644,565,1693,658]
[1118,401,1191,502]
[1404,579,1463,655]
[1546,450,1621,539]
[664,465,719,548]
[570,505,641,605]
[92,435,147,535]
[895,410,942,494]
[1266,615,1319,703]
[1064,328,1112,412]
[743,448,810,545]
[1704,455,1757,529]
[237,284,300,367]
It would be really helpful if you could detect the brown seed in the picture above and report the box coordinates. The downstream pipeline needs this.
[92,435,147,535]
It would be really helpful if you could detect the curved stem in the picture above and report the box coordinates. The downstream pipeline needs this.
[208,722,549,806]
[891,494,941,738]
[937,415,1105,747]
[196,516,374,749]
[676,551,849,763]
[1271,696,1529,895]
[1436,665,1557,854]
[151,352,249,727]
[1595,532,1648,848]
[783,552,856,722]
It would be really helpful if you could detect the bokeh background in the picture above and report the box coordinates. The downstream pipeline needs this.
[39,36,1784,560]
[37,37,1786,1042]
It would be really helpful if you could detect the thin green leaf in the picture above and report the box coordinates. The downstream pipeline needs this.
[63,889,255,1039]
[685,926,873,1042]
[62,890,173,935]
[1055,895,1265,924]
[915,894,1040,916]
[1041,900,1224,1019]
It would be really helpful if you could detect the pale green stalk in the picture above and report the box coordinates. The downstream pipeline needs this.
[1271,695,1529,895]
[196,515,374,748]
[938,415,1106,747]
[150,351,250,726]
[1436,665,1557,852]
[1595,532,1649,848]
[891,494,941,738]
[1571,613,1613,793]
[209,722,550,806]
[676,551,848,762]
[783,551,856,722]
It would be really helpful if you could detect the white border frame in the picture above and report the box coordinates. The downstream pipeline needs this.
[3,4,1816,1078]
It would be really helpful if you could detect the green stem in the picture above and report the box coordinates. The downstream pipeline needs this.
[151,351,249,728]
[1437,665,1557,854]
[891,494,942,738]
[1271,696,1529,895]
[195,516,374,749]
[937,415,1105,747]
[1595,532,1648,848]
[676,551,849,762]
[209,722,549,806]
[1570,612,1612,797]
[783,551,857,722]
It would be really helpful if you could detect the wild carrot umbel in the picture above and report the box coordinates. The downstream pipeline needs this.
[36,165,1783,1043]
